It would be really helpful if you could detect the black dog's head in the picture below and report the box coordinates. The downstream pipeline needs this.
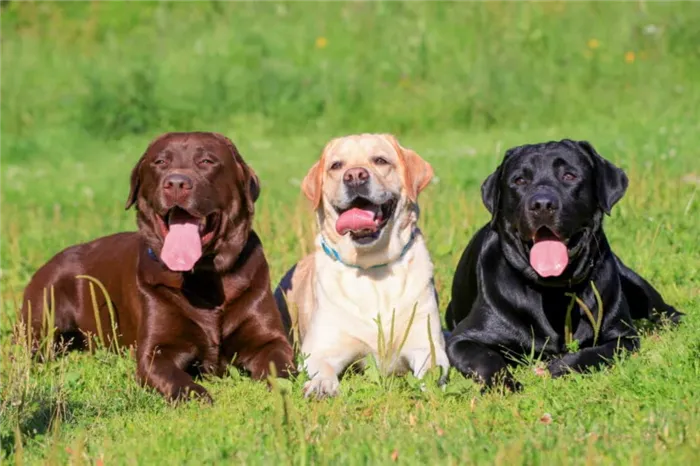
[482,139,628,283]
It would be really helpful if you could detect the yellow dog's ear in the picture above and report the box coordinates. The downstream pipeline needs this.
[302,160,322,208]
[302,139,340,209]
[384,134,434,202]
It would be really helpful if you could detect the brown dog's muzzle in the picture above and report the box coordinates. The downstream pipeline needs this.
[162,173,194,205]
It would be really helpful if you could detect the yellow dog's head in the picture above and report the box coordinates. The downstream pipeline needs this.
[302,134,433,268]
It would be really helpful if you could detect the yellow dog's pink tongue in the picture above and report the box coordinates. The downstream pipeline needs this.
[160,213,202,272]
[335,208,378,235]
[529,240,568,277]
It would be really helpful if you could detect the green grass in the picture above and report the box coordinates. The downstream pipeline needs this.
[2,2,700,464]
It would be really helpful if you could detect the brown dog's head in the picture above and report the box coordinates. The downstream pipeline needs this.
[126,132,259,272]
[301,134,433,267]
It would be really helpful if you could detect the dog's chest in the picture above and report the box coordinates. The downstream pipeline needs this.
[177,274,252,370]
[337,271,409,312]
[317,253,432,322]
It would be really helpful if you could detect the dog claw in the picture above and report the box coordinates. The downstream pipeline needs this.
[303,377,340,399]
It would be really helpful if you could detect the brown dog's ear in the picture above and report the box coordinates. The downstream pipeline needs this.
[211,132,260,214]
[125,157,143,210]
[248,170,260,205]
[301,161,322,208]
[243,165,260,214]
[385,135,433,202]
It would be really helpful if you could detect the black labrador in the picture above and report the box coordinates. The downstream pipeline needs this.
[445,139,681,388]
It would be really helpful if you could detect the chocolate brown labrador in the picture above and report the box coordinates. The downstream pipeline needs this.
[21,132,294,402]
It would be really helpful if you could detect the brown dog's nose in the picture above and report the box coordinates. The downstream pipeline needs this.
[343,167,370,188]
[163,173,193,196]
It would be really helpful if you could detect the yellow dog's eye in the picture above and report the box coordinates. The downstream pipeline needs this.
[373,156,389,166]
[330,161,344,170]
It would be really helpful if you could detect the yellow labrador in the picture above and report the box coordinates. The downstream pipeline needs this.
[274,134,449,398]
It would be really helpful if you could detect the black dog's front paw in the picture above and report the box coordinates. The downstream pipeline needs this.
[656,305,684,325]
[447,339,520,392]
[547,358,573,378]
[479,370,523,394]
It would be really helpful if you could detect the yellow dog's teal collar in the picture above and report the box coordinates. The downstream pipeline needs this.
[320,229,417,269]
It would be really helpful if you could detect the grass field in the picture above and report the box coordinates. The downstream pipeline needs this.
[2,2,700,464]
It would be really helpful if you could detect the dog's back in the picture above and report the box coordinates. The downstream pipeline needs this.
[274,254,316,343]
[21,232,142,351]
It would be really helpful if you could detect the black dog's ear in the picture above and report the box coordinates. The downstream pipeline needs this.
[480,166,501,217]
[481,147,519,221]
[125,156,144,210]
[576,140,629,215]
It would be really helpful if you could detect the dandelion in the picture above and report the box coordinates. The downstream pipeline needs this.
[587,38,600,50]
[625,51,636,63]
[315,36,328,49]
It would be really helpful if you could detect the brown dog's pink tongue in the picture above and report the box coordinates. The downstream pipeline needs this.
[335,208,378,235]
[160,212,202,272]
[529,240,568,277]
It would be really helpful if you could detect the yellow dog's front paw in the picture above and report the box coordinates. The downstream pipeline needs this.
[303,376,340,399]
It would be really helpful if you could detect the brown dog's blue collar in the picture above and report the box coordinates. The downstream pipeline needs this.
[320,229,417,269]
[147,247,160,262]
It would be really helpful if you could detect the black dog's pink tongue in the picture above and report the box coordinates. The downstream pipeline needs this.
[160,210,202,272]
[335,208,378,235]
[529,240,568,277]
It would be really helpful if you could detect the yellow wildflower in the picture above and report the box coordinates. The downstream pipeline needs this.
[315,37,328,49]
[625,51,635,63]
[587,39,600,50]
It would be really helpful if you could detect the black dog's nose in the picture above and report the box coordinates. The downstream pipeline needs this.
[528,192,559,213]
[343,167,370,188]
[163,173,193,192]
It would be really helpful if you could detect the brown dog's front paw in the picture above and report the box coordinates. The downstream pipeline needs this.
[248,347,296,380]
[172,383,213,404]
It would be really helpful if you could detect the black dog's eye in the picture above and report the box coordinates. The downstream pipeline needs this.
[330,161,344,170]
[514,177,528,186]
[373,156,390,166]
[562,172,577,181]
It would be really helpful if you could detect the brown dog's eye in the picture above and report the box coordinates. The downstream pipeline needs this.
[562,172,577,181]
[154,159,167,166]
[373,156,389,166]
[199,159,215,165]
[330,161,344,170]
[514,177,528,186]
